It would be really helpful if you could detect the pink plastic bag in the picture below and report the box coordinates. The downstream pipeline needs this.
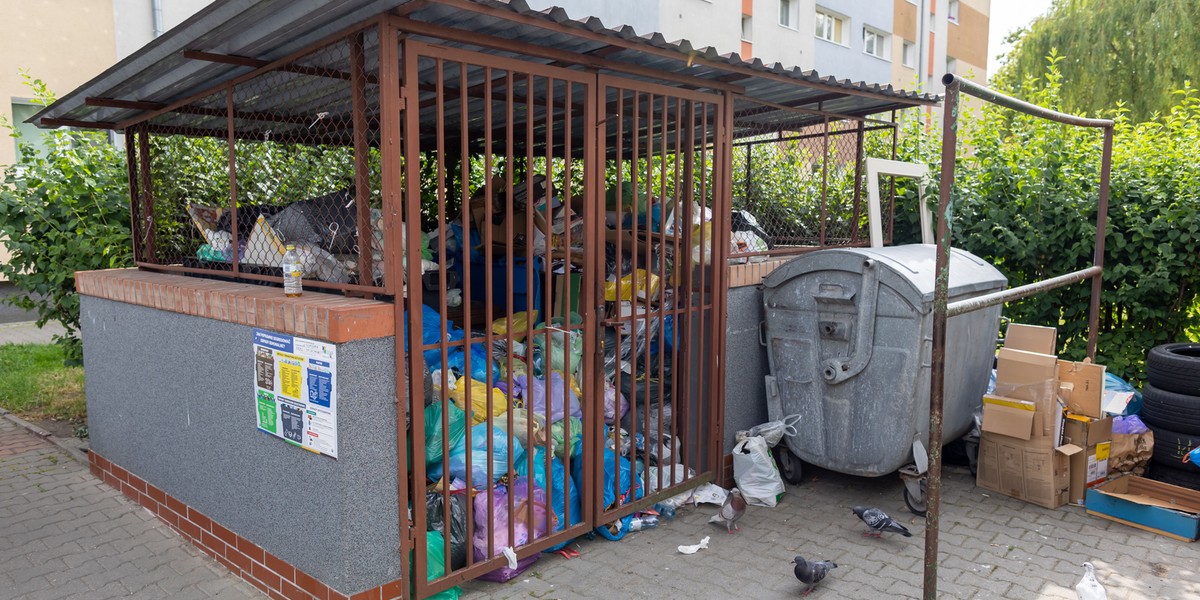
[471,477,554,582]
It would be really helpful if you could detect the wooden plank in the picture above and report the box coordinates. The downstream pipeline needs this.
[1086,510,1196,543]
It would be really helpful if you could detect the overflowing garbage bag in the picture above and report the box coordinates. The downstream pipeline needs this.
[497,372,583,423]
[513,446,583,533]
[433,423,524,487]
[424,401,467,466]
[471,476,550,582]
[425,491,470,570]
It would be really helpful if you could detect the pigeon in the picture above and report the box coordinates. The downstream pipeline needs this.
[1075,562,1108,600]
[793,555,837,596]
[852,506,912,538]
[708,488,746,533]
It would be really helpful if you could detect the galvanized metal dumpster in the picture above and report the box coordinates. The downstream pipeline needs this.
[761,244,1006,489]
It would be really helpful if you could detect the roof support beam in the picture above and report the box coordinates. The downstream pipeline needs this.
[182,50,379,85]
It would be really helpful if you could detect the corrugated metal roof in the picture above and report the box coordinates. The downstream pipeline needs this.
[33,0,937,132]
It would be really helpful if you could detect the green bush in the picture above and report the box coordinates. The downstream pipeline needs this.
[925,56,1200,382]
[0,74,132,364]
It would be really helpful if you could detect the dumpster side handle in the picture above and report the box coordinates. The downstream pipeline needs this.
[822,259,879,384]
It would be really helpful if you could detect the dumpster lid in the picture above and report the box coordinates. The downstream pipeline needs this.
[763,244,1006,304]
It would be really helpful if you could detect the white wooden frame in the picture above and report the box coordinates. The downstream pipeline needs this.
[866,157,932,248]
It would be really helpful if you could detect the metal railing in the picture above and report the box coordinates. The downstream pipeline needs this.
[923,73,1113,599]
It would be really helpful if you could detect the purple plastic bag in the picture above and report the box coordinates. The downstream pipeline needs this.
[497,372,582,423]
[471,476,553,582]
[604,383,628,424]
[1113,414,1149,435]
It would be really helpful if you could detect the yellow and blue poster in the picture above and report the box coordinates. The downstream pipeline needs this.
[253,328,338,458]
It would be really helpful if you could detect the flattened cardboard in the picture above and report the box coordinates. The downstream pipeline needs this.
[1086,475,1200,541]
[1005,323,1057,355]
[977,432,1075,509]
[981,396,1036,440]
[1058,361,1107,418]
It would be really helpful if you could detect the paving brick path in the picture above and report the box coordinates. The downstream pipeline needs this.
[4,410,1199,599]
[0,417,262,600]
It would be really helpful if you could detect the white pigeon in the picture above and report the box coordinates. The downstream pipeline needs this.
[1075,562,1108,600]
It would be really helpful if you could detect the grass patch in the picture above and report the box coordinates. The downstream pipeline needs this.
[0,343,86,422]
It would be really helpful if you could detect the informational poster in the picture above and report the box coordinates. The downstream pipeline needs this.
[253,328,338,458]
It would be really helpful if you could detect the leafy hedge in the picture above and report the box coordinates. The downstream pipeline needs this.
[0,75,132,363]
[896,57,1200,382]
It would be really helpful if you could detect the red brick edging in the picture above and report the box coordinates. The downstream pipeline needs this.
[76,269,395,343]
[89,451,405,600]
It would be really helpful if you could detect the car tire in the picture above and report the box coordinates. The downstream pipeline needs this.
[1148,462,1200,491]
[1145,422,1200,465]
[1140,383,1200,435]
[1146,343,1200,396]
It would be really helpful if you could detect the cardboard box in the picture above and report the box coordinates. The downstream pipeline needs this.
[977,432,1077,509]
[994,347,1060,437]
[1063,414,1114,504]
[1005,323,1057,355]
[1085,475,1200,541]
[1058,360,1107,418]
[981,395,1036,440]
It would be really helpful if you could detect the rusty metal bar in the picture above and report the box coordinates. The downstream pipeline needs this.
[819,115,829,246]
[433,55,453,578]
[349,33,373,287]
[224,85,239,276]
[943,73,1113,129]
[378,21,410,600]
[948,266,1103,318]
[850,120,865,244]
[124,127,142,263]
[1088,127,1113,359]
[924,74,960,600]
[182,49,381,85]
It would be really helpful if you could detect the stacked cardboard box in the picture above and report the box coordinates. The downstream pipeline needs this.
[976,323,1113,509]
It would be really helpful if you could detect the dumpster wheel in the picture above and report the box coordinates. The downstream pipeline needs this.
[902,480,928,516]
[773,445,803,485]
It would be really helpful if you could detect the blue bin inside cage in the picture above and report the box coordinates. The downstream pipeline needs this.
[464,254,545,316]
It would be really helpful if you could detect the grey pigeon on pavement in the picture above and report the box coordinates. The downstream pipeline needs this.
[793,556,837,596]
[852,506,912,538]
[708,488,746,533]
[1075,562,1108,600]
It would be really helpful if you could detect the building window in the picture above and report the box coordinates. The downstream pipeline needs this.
[779,0,798,29]
[902,40,916,68]
[742,15,753,41]
[863,27,889,60]
[815,9,845,44]
[9,102,52,158]
[946,56,958,75]
[948,0,960,23]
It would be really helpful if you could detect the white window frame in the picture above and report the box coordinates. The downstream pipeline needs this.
[742,14,753,41]
[948,0,960,23]
[946,56,959,76]
[862,27,889,60]
[779,0,798,30]
[901,40,916,68]
[815,8,847,46]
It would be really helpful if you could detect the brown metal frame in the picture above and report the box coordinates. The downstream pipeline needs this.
[97,4,933,598]
[923,73,1113,600]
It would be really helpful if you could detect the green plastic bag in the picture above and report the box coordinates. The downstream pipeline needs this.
[412,531,462,599]
[424,402,467,466]
[550,416,584,462]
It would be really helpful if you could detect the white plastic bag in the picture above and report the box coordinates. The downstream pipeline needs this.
[737,414,802,447]
[733,435,785,507]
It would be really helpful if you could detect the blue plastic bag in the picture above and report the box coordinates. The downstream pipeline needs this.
[1104,372,1143,416]
[403,304,465,371]
[444,343,499,384]
[433,423,524,487]
[514,446,582,533]
[572,445,643,541]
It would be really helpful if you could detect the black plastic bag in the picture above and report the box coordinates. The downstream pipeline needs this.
[425,491,469,570]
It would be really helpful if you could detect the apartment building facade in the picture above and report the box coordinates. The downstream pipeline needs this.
[525,0,990,93]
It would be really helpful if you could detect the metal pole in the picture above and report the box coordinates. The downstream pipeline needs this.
[924,76,960,600]
[1087,126,1113,360]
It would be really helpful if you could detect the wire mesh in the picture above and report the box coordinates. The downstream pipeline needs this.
[137,29,385,293]
[728,99,900,256]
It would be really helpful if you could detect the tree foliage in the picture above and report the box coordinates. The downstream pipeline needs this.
[904,57,1200,382]
[995,0,1200,123]
[0,73,132,363]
